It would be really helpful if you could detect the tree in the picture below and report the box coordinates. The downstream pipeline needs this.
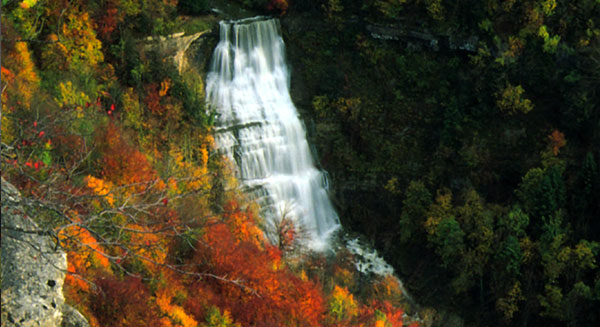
[398,181,432,243]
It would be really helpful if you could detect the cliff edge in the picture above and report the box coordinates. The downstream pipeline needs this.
[1,178,88,327]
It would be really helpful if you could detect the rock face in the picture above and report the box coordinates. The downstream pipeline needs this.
[142,31,210,73]
[1,178,88,327]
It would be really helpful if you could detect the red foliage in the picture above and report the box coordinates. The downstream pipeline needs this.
[96,0,122,42]
[268,0,289,15]
[90,274,163,327]
[96,122,158,188]
[53,131,87,167]
[144,83,163,115]
[186,221,325,327]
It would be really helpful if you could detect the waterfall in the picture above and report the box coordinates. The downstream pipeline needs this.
[206,17,340,251]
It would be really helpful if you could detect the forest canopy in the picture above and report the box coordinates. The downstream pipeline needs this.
[283,0,600,326]
[2,0,599,327]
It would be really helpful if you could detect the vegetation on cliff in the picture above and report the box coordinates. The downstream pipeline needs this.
[1,1,413,327]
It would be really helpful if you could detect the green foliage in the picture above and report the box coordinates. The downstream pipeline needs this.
[495,281,524,322]
[496,84,534,115]
[424,191,466,269]
[498,236,523,275]
[538,284,565,320]
[202,306,241,327]
[3,0,45,40]
[499,206,530,237]
[398,181,432,242]
[178,0,210,15]
[517,165,566,221]
[433,217,465,268]
[121,88,144,131]
[3,0,599,326]
[538,25,561,53]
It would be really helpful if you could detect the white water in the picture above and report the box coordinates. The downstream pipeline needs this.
[206,17,340,251]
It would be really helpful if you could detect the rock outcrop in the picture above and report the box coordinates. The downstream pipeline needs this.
[142,31,210,73]
[1,178,88,327]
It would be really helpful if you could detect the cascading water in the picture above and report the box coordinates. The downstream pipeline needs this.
[206,17,340,251]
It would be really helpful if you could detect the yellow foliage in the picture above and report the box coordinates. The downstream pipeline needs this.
[424,190,453,235]
[63,11,104,65]
[519,237,534,263]
[19,0,38,9]
[122,88,144,130]
[56,81,91,108]
[126,224,168,266]
[496,281,524,321]
[299,270,308,281]
[43,8,103,70]
[0,107,16,145]
[375,0,408,18]
[168,144,210,193]
[329,285,358,320]
[425,0,444,20]
[540,0,557,15]
[335,97,362,121]
[4,42,39,108]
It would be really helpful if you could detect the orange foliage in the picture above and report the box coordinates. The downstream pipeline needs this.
[125,223,169,268]
[222,200,264,247]
[1,66,15,84]
[361,300,405,327]
[3,42,39,108]
[547,129,566,156]
[187,220,325,327]
[156,287,198,327]
[371,275,405,304]
[60,216,111,303]
[159,79,171,97]
[85,176,115,206]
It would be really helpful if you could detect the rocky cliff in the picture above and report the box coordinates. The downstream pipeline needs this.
[1,178,88,327]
